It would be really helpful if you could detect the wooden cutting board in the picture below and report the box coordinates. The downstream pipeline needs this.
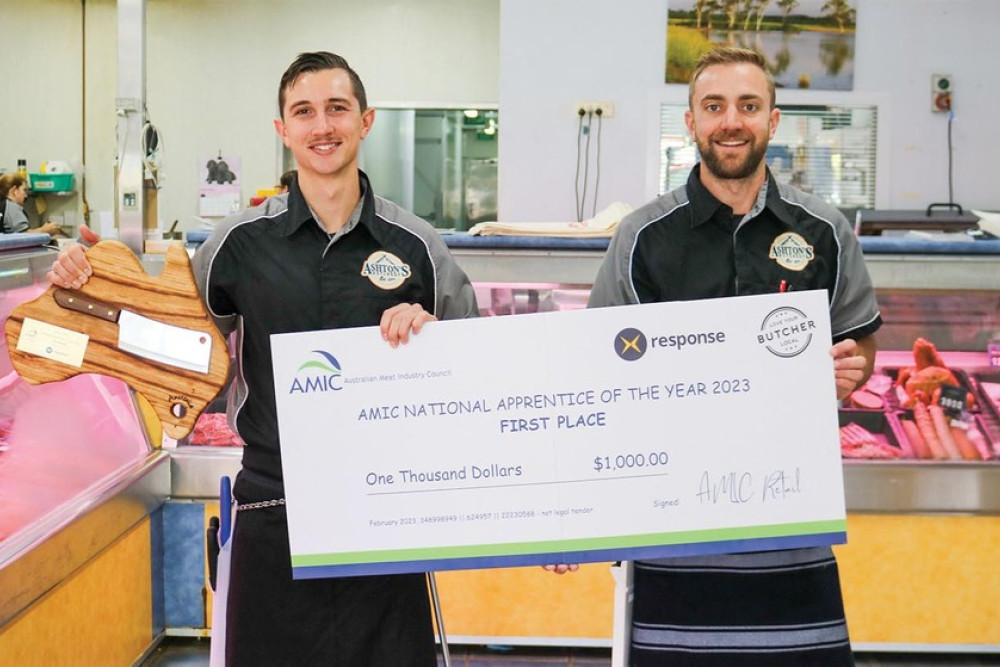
[4,240,230,439]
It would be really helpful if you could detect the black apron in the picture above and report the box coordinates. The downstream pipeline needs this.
[223,470,437,667]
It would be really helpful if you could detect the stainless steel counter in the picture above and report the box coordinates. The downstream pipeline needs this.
[843,462,1000,513]
[448,246,1000,292]
[0,450,170,626]
[169,446,242,500]
[448,246,603,286]
[864,253,1000,291]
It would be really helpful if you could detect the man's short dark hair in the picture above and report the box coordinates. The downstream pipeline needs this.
[278,51,368,117]
[688,47,776,110]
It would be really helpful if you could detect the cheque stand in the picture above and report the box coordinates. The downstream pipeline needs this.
[609,562,633,666]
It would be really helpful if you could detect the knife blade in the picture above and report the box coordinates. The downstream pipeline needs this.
[53,288,212,374]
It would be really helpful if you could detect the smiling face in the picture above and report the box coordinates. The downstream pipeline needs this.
[273,68,375,182]
[685,62,780,182]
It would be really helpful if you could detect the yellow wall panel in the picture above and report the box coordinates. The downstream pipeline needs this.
[0,520,153,666]
[134,393,163,450]
[192,509,1000,647]
[837,514,1000,646]
[201,498,616,641]
[436,563,614,640]
[204,501,219,630]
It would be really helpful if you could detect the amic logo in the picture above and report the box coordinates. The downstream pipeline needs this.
[758,307,815,358]
[768,232,814,272]
[614,328,647,362]
[361,251,412,290]
[289,350,344,394]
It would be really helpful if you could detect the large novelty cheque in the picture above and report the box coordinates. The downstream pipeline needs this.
[271,289,846,579]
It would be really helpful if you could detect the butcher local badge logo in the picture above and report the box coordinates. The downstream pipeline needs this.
[768,232,814,271]
[361,251,412,289]
[758,306,816,358]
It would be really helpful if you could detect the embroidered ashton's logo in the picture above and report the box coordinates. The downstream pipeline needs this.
[361,251,412,289]
[768,232,814,271]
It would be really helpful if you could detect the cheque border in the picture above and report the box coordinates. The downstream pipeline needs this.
[290,520,847,579]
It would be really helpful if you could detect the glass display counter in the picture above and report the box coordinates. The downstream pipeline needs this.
[0,238,169,664]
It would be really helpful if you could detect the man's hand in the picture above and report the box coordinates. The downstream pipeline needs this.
[46,224,100,289]
[831,336,876,400]
[379,302,436,348]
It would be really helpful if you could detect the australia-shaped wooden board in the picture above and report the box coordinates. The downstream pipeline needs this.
[4,240,230,439]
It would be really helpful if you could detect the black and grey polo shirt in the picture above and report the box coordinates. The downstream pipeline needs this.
[192,171,478,481]
[589,164,881,343]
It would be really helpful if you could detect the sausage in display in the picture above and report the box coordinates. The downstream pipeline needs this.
[949,425,981,461]
[913,403,947,459]
[928,404,961,460]
[900,418,930,459]
[965,425,995,460]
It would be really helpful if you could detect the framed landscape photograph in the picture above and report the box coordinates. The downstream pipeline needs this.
[666,0,857,90]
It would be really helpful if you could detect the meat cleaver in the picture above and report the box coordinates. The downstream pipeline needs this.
[52,288,212,374]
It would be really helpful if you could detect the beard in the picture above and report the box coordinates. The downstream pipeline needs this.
[697,131,768,180]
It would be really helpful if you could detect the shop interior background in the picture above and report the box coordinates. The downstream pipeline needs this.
[0,0,997,233]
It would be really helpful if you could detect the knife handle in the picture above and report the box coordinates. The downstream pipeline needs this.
[53,289,121,323]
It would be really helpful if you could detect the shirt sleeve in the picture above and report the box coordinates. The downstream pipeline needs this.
[588,221,639,309]
[830,218,882,341]
[426,234,480,320]
[191,221,240,336]
[2,202,30,234]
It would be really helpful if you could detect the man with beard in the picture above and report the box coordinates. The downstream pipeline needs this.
[586,47,880,665]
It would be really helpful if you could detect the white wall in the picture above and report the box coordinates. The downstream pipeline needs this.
[0,0,87,227]
[144,0,499,233]
[853,0,1000,210]
[499,0,667,222]
[0,0,499,234]
[499,0,1000,221]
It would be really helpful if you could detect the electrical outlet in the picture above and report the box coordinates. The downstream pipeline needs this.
[574,101,615,118]
[931,74,952,112]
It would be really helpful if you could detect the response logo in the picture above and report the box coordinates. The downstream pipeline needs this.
[758,307,815,358]
[614,328,647,362]
[768,232,814,271]
[289,350,344,394]
[361,251,412,290]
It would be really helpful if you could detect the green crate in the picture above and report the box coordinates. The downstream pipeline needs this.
[29,173,75,192]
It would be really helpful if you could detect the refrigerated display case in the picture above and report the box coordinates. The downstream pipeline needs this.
[0,237,169,665]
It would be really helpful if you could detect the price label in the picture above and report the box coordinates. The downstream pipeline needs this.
[938,382,968,418]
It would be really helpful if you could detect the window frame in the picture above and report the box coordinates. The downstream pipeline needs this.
[645,88,891,211]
